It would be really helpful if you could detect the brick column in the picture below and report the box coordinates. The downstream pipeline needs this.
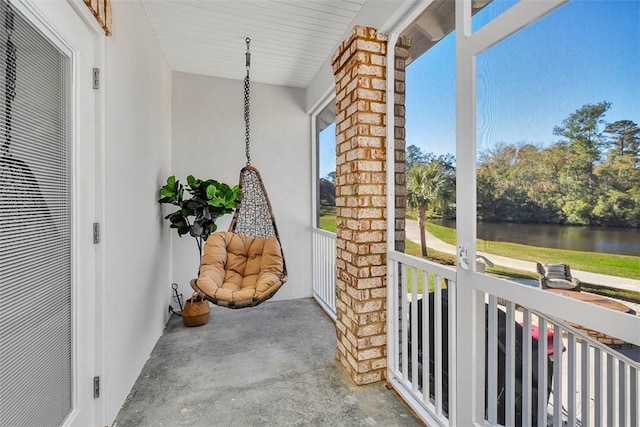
[394,37,411,253]
[332,26,388,385]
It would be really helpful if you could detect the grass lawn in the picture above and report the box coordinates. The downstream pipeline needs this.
[318,214,336,232]
[426,223,640,281]
[421,223,640,302]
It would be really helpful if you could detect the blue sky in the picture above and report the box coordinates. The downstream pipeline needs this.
[318,122,336,179]
[319,0,640,178]
[406,0,640,157]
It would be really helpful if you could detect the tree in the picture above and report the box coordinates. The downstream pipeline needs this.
[325,171,336,184]
[318,178,335,206]
[406,145,456,216]
[553,101,610,187]
[552,101,611,224]
[406,144,431,170]
[406,162,446,256]
[477,143,521,221]
[477,169,498,220]
[596,120,640,226]
[537,143,571,223]
[474,102,639,227]
[604,120,640,164]
[477,142,565,223]
[432,154,456,217]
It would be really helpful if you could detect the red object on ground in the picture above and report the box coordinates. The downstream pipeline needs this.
[521,324,566,356]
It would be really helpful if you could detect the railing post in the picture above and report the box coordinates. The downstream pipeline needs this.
[454,0,482,421]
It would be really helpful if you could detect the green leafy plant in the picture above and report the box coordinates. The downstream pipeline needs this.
[159,175,239,255]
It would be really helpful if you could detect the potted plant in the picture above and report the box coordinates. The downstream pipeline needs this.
[158,175,239,326]
[158,175,239,256]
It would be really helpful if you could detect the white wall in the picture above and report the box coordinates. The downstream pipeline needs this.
[172,71,312,302]
[103,0,172,423]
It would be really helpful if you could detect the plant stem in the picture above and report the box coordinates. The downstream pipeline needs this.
[196,236,203,257]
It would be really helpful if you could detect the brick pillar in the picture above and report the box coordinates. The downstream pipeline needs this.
[394,37,411,253]
[332,26,388,385]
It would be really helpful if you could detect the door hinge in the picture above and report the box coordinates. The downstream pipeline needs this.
[93,222,100,244]
[93,376,100,399]
[92,67,100,89]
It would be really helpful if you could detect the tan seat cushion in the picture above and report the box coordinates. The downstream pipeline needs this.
[196,231,285,307]
[545,278,576,290]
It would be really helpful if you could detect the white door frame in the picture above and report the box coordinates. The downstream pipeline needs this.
[66,2,108,425]
[9,1,105,425]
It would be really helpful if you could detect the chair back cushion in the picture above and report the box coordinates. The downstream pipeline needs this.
[543,263,568,280]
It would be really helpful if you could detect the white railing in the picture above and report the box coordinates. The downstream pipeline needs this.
[387,251,458,426]
[386,249,640,427]
[479,291,640,427]
[311,223,638,426]
[312,228,336,320]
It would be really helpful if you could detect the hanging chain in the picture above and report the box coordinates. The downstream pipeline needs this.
[243,37,251,166]
[2,2,16,155]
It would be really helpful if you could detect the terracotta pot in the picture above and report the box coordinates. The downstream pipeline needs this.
[182,294,210,327]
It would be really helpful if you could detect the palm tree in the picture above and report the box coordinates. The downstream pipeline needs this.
[406,162,446,256]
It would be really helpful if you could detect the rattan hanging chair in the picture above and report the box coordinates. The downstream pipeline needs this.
[190,39,287,309]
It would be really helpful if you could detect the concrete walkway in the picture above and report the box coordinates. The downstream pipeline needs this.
[405,219,640,292]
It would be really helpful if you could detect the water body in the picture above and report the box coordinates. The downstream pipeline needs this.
[433,220,640,256]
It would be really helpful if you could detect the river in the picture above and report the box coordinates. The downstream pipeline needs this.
[432,220,640,257]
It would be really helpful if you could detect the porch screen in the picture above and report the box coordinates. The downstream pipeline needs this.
[0,1,73,426]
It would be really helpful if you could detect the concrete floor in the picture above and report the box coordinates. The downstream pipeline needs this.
[113,298,422,427]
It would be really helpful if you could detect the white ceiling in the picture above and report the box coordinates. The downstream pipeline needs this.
[141,0,367,88]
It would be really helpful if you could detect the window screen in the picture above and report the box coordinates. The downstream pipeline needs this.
[316,101,336,230]
[0,1,73,425]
